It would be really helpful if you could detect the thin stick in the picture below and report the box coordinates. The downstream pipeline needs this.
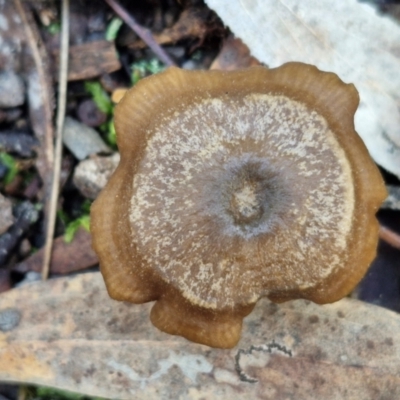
[104,0,177,67]
[13,0,55,198]
[379,225,400,251]
[41,0,70,280]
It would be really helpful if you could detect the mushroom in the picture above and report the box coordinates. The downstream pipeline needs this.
[91,63,387,348]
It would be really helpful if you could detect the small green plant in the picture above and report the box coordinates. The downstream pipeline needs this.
[84,81,116,147]
[61,199,92,243]
[33,386,105,400]
[100,118,117,147]
[0,152,18,185]
[191,50,203,61]
[105,17,123,41]
[46,22,61,35]
[84,81,113,115]
[130,59,165,85]
[64,214,90,243]
[57,209,70,227]
[35,386,84,400]
[81,198,92,214]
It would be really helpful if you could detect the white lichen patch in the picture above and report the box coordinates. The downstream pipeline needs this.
[129,94,355,308]
[108,351,212,391]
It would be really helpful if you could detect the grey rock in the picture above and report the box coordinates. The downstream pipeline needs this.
[15,271,41,288]
[0,131,38,157]
[73,152,120,199]
[63,117,111,160]
[0,70,24,108]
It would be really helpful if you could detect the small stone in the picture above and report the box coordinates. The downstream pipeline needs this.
[73,152,120,199]
[77,99,107,127]
[62,116,111,160]
[0,131,39,158]
[15,271,41,287]
[0,70,25,108]
[181,59,203,70]
[0,193,14,235]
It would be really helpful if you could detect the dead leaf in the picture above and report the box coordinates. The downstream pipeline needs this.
[210,35,261,70]
[0,272,400,399]
[52,40,121,81]
[128,8,217,49]
[111,88,128,104]
[13,228,98,275]
[204,0,400,179]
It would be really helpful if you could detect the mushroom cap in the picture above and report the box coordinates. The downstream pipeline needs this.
[91,63,387,348]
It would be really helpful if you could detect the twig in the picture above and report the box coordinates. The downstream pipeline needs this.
[41,0,70,280]
[13,0,54,177]
[379,225,400,250]
[104,0,177,67]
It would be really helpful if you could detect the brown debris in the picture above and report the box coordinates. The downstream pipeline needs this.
[0,269,11,294]
[13,228,98,275]
[111,88,128,104]
[128,8,220,50]
[210,35,261,71]
[52,40,121,81]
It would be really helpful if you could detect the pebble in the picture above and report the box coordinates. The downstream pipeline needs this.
[73,152,120,199]
[77,99,107,127]
[15,271,41,288]
[0,70,25,108]
[0,131,38,158]
[62,116,111,160]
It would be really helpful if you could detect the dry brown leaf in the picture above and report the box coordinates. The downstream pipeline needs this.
[210,35,261,70]
[205,0,400,179]
[128,8,214,49]
[0,272,400,399]
[13,228,98,275]
[52,40,121,81]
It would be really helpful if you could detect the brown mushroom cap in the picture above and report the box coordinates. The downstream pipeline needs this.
[91,63,387,348]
